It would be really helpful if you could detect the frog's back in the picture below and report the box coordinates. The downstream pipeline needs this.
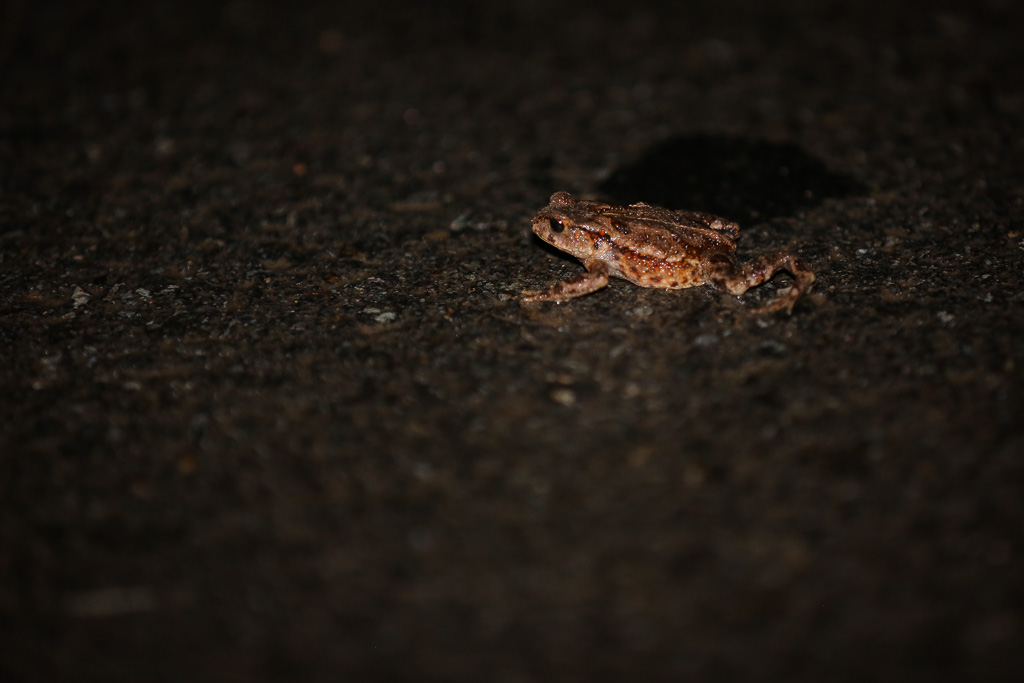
[600,204,739,259]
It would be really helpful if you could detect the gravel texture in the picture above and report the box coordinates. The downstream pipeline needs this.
[2,1,1023,680]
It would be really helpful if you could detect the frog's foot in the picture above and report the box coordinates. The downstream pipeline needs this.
[522,260,610,303]
[706,252,815,314]
[747,285,805,315]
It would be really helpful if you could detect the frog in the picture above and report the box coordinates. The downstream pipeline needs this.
[521,191,815,314]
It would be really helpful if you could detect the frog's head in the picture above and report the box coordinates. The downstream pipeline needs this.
[531,192,602,257]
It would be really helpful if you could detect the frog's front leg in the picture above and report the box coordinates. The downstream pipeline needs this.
[522,259,610,303]
[704,252,815,314]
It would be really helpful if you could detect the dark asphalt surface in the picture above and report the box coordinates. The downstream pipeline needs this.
[2,1,1023,680]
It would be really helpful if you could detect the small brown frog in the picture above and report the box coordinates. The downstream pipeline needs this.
[522,192,815,314]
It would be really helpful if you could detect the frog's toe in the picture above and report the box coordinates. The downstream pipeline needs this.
[521,288,555,303]
[748,288,800,315]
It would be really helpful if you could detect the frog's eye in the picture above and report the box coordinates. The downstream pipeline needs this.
[549,218,565,233]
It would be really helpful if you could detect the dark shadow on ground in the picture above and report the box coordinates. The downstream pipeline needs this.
[599,134,866,224]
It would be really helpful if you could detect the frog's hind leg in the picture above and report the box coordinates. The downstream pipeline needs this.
[705,252,815,314]
[522,259,611,303]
